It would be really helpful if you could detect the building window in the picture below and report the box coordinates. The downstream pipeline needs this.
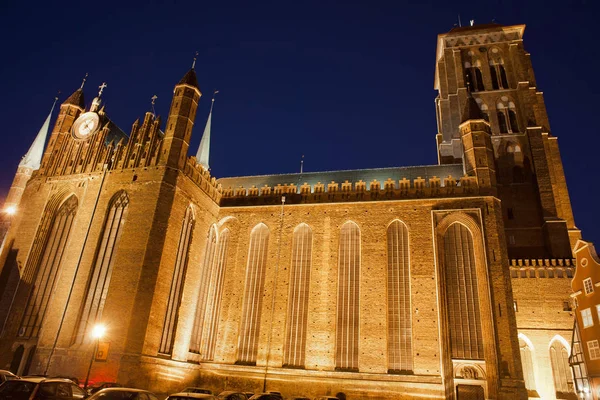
[549,339,574,397]
[497,99,520,134]
[189,225,217,355]
[596,304,600,320]
[489,54,509,90]
[19,195,78,339]
[199,228,230,361]
[588,340,600,360]
[159,206,195,355]
[283,223,313,368]
[443,222,484,360]
[581,308,594,328]
[464,60,485,92]
[73,191,129,344]
[475,98,489,122]
[509,235,516,245]
[562,301,572,312]
[519,336,536,391]
[386,220,413,373]
[335,221,360,371]
[237,223,270,365]
[514,301,518,312]
[507,208,514,219]
[584,278,594,295]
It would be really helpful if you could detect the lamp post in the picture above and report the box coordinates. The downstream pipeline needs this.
[84,324,106,389]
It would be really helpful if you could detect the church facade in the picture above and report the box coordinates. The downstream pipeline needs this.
[0,23,580,399]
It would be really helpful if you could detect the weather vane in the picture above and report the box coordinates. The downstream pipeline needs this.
[151,95,158,115]
[98,82,107,97]
[192,51,199,69]
[212,89,219,102]
[80,73,89,89]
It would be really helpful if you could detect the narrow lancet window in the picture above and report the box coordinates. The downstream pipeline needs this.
[19,195,78,339]
[283,223,313,368]
[237,223,270,365]
[200,229,230,361]
[73,191,129,344]
[549,339,574,397]
[159,206,195,354]
[335,221,360,372]
[189,225,217,354]
[443,222,484,360]
[387,220,413,373]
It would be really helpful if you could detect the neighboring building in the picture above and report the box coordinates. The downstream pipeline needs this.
[571,240,600,399]
[0,23,581,399]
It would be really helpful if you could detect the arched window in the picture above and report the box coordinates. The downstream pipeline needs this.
[73,191,129,344]
[464,60,485,92]
[519,335,536,391]
[497,98,520,134]
[237,223,270,365]
[19,195,78,339]
[159,206,195,354]
[549,338,574,397]
[283,223,313,368]
[443,222,484,360]
[200,228,230,361]
[489,49,509,90]
[189,225,217,354]
[475,98,490,122]
[386,220,412,373]
[336,221,360,371]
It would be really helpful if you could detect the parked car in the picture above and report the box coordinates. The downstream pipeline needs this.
[180,389,212,395]
[166,393,216,400]
[290,397,310,400]
[0,377,86,400]
[314,397,339,400]
[87,383,122,396]
[0,370,19,383]
[247,394,280,400]
[266,394,282,400]
[88,388,159,400]
[242,394,253,400]
[216,392,247,400]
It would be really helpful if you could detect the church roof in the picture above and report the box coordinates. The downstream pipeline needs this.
[217,164,464,192]
[178,68,200,90]
[448,23,503,34]
[461,94,483,123]
[20,99,57,169]
[63,88,85,108]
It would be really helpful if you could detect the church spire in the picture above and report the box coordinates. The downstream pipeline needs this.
[20,97,58,170]
[196,90,218,170]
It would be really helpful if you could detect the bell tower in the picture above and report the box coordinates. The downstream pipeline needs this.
[434,23,578,258]
[159,66,202,169]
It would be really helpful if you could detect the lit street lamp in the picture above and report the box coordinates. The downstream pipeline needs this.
[4,205,16,216]
[84,324,106,389]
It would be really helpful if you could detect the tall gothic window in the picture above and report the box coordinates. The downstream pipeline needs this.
[158,206,195,355]
[464,60,485,92]
[189,225,217,354]
[489,50,509,90]
[73,191,129,344]
[200,228,230,361]
[475,98,490,122]
[19,195,78,339]
[387,220,412,373]
[519,335,537,392]
[443,222,484,360]
[335,221,360,372]
[283,223,313,368]
[497,99,519,134]
[237,223,270,365]
[549,339,574,397]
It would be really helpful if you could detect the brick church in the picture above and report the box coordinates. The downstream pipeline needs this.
[0,23,582,399]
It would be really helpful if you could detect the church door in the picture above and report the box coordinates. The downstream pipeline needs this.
[456,385,484,400]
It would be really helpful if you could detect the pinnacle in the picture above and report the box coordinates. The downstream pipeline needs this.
[177,69,200,90]
[63,88,85,109]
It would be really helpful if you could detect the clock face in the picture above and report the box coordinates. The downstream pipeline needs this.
[72,112,100,140]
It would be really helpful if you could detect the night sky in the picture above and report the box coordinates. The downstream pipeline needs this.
[1,0,599,244]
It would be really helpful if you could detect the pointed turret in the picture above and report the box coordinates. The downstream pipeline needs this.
[62,88,85,109]
[196,91,217,170]
[20,99,57,170]
[159,60,202,169]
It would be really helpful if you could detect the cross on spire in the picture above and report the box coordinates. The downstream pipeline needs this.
[98,82,107,97]
[151,95,158,116]
[80,73,89,89]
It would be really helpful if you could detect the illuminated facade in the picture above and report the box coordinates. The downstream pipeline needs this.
[0,23,581,399]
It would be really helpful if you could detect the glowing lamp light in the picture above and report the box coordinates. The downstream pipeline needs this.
[4,206,16,216]
[91,324,106,340]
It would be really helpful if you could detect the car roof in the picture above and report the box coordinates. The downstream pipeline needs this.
[98,388,150,393]
[19,377,75,383]
[169,393,214,398]
[0,370,17,375]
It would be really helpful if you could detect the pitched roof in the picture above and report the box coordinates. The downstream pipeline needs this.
[461,94,483,123]
[177,68,200,90]
[62,88,85,108]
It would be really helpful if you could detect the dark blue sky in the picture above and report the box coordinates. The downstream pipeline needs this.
[1,0,599,244]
